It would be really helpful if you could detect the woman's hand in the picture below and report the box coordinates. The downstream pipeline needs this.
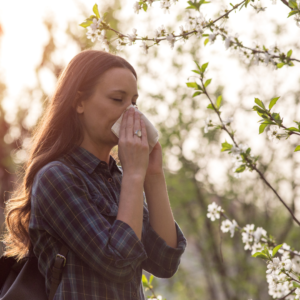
[118,107,149,179]
[145,141,163,177]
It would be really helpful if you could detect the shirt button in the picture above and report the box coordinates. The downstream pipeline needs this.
[108,178,112,182]
[132,292,136,297]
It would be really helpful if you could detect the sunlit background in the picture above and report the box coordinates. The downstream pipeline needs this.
[0,0,300,299]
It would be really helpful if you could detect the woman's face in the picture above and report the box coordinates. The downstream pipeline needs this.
[76,67,139,148]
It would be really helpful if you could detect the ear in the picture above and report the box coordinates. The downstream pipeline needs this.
[73,91,84,114]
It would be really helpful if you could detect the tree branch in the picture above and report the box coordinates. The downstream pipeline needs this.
[200,79,300,227]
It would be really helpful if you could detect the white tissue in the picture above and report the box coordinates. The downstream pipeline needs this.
[111,104,159,154]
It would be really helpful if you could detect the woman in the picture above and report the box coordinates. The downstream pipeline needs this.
[1,50,187,300]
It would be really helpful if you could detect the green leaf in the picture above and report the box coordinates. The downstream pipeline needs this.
[295,145,300,152]
[255,98,265,109]
[289,0,298,8]
[204,38,209,46]
[186,82,198,88]
[293,282,300,288]
[207,104,214,110]
[288,10,298,17]
[277,62,285,68]
[287,49,293,57]
[192,70,201,74]
[93,4,100,19]
[252,106,266,115]
[272,244,283,257]
[221,140,233,152]
[193,91,202,97]
[259,123,268,134]
[79,20,93,28]
[143,3,148,11]
[269,97,280,110]
[259,119,275,125]
[216,95,222,108]
[272,113,281,122]
[235,165,246,173]
[252,252,268,260]
[194,60,202,72]
[142,274,148,285]
[204,79,212,88]
[149,274,154,284]
[201,62,209,73]
[286,127,300,132]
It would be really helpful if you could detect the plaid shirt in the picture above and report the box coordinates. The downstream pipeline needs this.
[29,145,187,300]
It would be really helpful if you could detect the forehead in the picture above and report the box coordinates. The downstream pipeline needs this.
[98,67,137,85]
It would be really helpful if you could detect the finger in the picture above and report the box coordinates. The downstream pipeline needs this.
[140,118,148,145]
[126,107,134,139]
[119,109,129,139]
[133,109,141,140]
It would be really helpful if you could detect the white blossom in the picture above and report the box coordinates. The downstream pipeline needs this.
[166,33,175,49]
[133,2,141,14]
[253,53,260,65]
[116,39,124,51]
[90,18,103,31]
[279,258,293,272]
[86,27,98,42]
[253,227,267,243]
[195,25,204,37]
[278,243,291,254]
[267,125,281,141]
[209,33,216,44]
[160,1,171,14]
[222,117,233,125]
[207,202,223,221]
[225,35,233,50]
[266,257,281,275]
[229,219,238,237]
[251,243,263,255]
[97,30,109,52]
[140,41,148,54]
[204,117,213,133]
[295,287,300,299]
[221,219,232,233]
[127,28,138,45]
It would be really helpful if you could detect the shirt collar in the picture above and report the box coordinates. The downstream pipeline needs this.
[67,145,122,175]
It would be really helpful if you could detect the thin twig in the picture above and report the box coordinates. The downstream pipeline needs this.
[277,288,296,300]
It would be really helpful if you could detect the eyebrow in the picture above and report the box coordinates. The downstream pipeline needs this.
[110,89,139,98]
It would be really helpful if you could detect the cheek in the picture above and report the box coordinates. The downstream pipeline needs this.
[84,107,105,131]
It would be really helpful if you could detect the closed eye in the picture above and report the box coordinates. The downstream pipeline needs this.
[113,99,137,105]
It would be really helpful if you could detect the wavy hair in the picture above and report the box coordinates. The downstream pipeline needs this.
[0,49,137,261]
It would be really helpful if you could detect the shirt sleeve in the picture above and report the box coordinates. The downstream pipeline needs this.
[31,163,148,284]
[141,193,187,278]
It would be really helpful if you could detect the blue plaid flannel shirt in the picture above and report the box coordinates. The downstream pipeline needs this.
[29,145,187,300]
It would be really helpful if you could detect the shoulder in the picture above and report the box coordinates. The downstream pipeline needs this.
[32,160,82,195]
